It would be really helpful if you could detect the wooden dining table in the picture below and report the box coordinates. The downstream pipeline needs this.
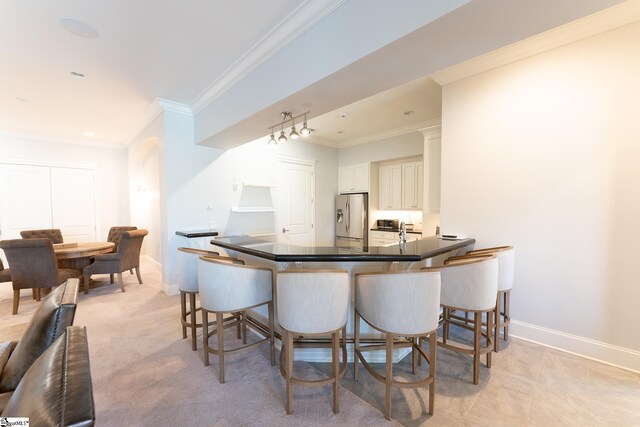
[54,242,115,293]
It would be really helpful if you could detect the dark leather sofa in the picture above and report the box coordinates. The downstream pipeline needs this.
[0,278,79,406]
[1,326,96,426]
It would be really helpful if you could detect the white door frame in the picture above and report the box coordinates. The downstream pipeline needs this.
[276,155,316,247]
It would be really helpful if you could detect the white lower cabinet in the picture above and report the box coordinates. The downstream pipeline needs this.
[370,230,420,246]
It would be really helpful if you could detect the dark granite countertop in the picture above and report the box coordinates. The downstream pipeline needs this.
[210,236,474,263]
[370,227,423,234]
[175,230,219,238]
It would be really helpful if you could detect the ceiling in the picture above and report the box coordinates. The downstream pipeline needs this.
[0,0,330,146]
[1,1,635,150]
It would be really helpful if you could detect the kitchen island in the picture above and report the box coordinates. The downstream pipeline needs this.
[210,235,475,362]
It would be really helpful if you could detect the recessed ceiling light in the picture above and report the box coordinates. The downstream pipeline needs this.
[84,131,95,137]
[337,130,343,134]
[15,97,28,103]
[70,71,86,79]
[403,110,415,116]
[59,17,99,38]
[339,112,348,119]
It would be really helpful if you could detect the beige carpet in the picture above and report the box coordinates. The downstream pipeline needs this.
[0,260,399,426]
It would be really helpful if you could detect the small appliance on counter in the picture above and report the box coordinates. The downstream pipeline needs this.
[375,219,399,230]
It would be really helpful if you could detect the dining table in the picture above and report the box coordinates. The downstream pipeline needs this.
[54,242,115,293]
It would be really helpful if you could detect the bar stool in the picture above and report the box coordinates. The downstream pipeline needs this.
[276,269,349,415]
[198,256,275,383]
[176,248,243,350]
[451,246,515,351]
[423,255,498,384]
[354,270,441,421]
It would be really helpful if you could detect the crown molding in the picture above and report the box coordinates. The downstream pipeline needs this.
[337,118,441,149]
[0,130,126,150]
[190,0,346,114]
[125,98,192,147]
[430,1,640,86]
[418,124,441,140]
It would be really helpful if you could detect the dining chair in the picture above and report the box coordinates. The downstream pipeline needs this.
[0,239,77,315]
[0,259,11,284]
[82,229,148,293]
[19,229,64,244]
[107,226,137,250]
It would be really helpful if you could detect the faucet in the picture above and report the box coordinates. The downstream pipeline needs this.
[399,221,407,243]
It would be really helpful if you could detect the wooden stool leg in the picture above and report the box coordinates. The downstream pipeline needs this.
[203,309,210,366]
[494,293,501,352]
[12,289,20,315]
[429,332,436,414]
[189,293,198,351]
[412,337,417,374]
[110,273,114,284]
[486,309,493,368]
[504,291,510,340]
[242,310,247,345]
[385,333,393,421]
[268,301,275,366]
[473,311,481,385]
[285,331,293,414]
[236,312,241,339]
[180,292,187,339]
[417,336,422,367]
[216,312,225,383]
[443,308,450,344]
[354,310,360,380]
[332,330,339,414]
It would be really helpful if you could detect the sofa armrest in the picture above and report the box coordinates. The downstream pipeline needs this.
[0,342,16,375]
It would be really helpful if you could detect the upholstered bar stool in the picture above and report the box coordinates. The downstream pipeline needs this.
[450,246,515,351]
[423,255,498,384]
[177,247,243,350]
[354,270,441,420]
[276,270,349,415]
[198,256,275,383]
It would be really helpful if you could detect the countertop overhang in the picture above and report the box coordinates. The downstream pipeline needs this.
[211,236,474,263]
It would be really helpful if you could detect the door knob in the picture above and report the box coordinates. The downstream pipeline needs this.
[282,228,290,233]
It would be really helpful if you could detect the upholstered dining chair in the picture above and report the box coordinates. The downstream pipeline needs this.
[19,229,63,244]
[0,239,77,315]
[107,226,138,277]
[83,229,148,293]
[0,259,11,284]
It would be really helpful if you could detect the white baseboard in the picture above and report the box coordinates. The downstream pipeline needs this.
[510,319,640,373]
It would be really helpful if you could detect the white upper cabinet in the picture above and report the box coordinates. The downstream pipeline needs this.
[401,161,423,210]
[378,164,402,209]
[338,163,369,193]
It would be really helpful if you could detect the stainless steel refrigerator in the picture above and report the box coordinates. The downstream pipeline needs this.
[335,193,368,250]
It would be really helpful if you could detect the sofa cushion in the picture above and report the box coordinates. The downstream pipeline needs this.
[0,279,78,393]
[1,326,95,426]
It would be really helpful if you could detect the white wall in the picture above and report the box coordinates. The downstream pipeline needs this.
[128,115,164,265]
[441,21,640,369]
[338,132,423,166]
[0,135,129,239]
[160,110,338,292]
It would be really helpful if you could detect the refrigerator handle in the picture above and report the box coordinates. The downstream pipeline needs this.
[346,199,350,233]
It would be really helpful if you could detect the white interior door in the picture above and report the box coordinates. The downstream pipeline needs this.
[51,167,96,242]
[277,159,315,246]
[0,164,53,241]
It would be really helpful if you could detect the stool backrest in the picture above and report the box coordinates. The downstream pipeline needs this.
[198,257,271,312]
[176,247,220,292]
[424,255,498,311]
[355,270,440,335]
[276,270,349,335]
[466,246,514,292]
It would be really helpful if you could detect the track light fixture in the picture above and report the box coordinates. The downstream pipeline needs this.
[267,111,311,145]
